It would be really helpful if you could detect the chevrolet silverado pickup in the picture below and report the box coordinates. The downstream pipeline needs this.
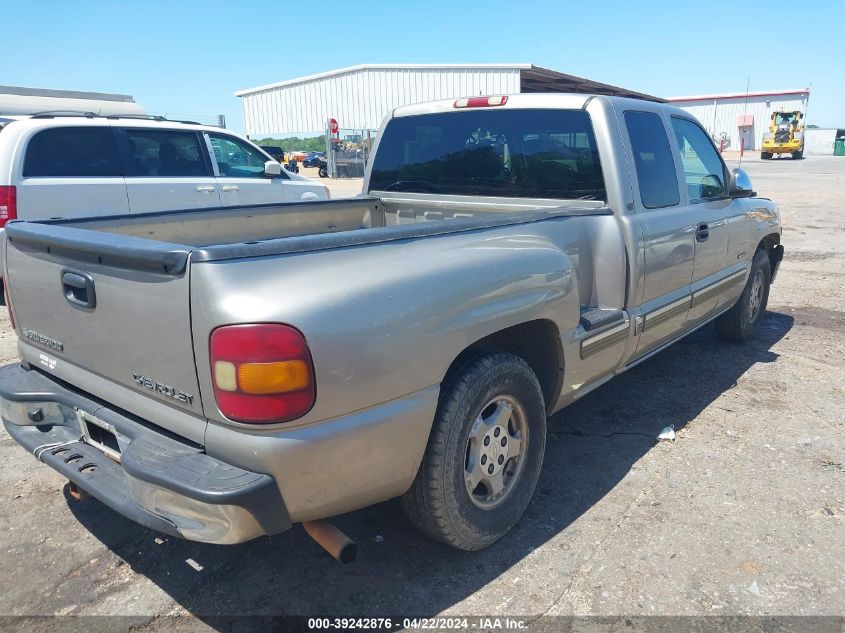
[0,94,783,552]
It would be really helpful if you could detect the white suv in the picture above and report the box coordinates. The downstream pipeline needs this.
[0,114,329,228]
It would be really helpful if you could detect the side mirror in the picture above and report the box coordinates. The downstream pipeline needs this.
[729,168,755,198]
[264,160,282,177]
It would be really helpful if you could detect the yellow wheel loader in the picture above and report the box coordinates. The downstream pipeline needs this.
[761,111,804,159]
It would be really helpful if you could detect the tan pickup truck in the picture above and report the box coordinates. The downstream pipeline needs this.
[0,94,782,558]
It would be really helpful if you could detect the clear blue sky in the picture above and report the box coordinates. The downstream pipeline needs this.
[2,0,843,133]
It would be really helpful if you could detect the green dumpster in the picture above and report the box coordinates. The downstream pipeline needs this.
[835,139,845,156]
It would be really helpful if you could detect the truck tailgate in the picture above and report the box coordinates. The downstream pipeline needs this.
[4,222,206,443]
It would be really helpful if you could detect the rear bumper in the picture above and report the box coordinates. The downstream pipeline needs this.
[0,363,290,544]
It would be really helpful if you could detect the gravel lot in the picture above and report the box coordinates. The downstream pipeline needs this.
[0,156,842,629]
[299,166,364,198]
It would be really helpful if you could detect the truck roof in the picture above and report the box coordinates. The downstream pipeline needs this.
[390,93,687,119]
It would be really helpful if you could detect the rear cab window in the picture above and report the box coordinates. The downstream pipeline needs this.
[623,111,680,209]
[23,127,122,177]
[369,109,606,201]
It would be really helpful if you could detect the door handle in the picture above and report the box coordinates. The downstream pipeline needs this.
[196,185,216,193]
[221,185,239,192]
[61,270,96,309]
[695,222,710,242]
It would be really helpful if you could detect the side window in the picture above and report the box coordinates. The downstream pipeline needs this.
[23,127,122,177]
[124,129,209,177]
[670,117,728,203]
[209,134,272,178]
[624,111,680,209]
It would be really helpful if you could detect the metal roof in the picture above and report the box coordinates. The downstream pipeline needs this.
[235,64,533,96]
[0,85,136,102]
[0,85,144,117]
[235,63,663,102]
[667,88,810,102]
[519,66,664,101]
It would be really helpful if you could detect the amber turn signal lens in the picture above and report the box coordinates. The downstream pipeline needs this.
[210,323,316,424]
[237,360,310,395]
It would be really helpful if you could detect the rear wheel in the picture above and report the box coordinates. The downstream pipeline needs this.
[401,352,546,550]
[792,149,803,159]
[761,152,772,159]
[716,249,771,342]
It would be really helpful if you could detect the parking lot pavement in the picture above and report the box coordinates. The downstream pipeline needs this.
[0,157,842,628]
[298,165,364,198]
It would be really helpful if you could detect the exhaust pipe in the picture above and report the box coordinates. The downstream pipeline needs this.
[303,520,358,564]
[67,481,90,501]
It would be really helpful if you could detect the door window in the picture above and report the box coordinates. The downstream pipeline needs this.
[623,111,680,209]
[23,127,122,177]
[123,129,210,177]
[670,117,729,203]
[209,134,273,178]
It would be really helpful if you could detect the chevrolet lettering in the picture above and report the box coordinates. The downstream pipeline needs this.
[132,373,194,406]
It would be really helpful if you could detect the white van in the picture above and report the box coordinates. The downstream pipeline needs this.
[0,114,329,228]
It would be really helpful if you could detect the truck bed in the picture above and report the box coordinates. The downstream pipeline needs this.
[42,197,383,247]
[5,197,609,270]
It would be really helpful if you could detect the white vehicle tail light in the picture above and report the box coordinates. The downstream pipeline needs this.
[0,186,16,227]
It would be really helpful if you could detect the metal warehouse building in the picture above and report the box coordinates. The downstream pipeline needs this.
[235,63,662,137]
[0,85,145,117]
[667,89,810,153]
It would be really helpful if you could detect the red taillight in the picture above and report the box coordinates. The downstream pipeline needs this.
[3,278,14,330]
[454,96,508,109]
[209,323,315,424]
[0,186,17,228]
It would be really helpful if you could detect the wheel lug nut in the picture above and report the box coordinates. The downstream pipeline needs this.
[498,455,504,465]
[481,454,487,465]
[494,427,501,437]
[483,436,490,446]
[501,437,507,446]
[488,464,494,475]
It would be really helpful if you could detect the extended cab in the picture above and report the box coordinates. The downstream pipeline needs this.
[0,94,782,551]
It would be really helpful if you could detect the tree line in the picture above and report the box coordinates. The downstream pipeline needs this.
[252,135,326,153]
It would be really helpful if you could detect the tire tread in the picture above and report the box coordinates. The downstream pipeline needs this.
[401,352,544,550]
[715,249,771,342]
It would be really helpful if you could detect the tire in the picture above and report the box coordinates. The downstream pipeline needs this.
[401,352,547,550]
[715,248,771,342]
[318,166,327,178]
[761,152,772,159]
[792,150,803,159]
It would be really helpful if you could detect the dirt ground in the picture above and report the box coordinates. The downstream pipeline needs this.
[0,156,842,630]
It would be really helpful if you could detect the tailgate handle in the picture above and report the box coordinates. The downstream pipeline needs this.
[61,270,96,309]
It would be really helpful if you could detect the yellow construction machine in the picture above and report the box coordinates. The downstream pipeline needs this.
[761,111,804,159]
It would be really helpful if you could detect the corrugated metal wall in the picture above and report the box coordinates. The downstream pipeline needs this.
[0,93,145,117]
[671,94,808,151]
[240,66,523,136]
[805,128,837,155]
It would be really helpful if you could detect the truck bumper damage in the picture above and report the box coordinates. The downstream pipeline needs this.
[0,363,290,544]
